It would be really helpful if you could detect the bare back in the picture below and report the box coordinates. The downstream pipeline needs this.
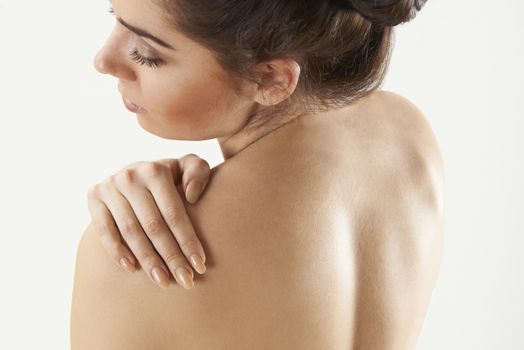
[71,90,444,350]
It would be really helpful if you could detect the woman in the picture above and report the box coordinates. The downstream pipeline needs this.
[71,0,444,349]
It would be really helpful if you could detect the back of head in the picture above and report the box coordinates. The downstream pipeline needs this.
[332,0,428,27]
[159,0,428,120]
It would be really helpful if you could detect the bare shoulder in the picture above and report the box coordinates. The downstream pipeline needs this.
[366,89,445,183]
[342,90,446,349]
[342,89,445,210]
[71,127,357,349]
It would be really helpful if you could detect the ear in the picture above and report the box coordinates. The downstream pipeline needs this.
[253,58,301,106]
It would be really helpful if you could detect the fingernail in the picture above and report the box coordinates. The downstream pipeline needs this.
[186,181,202,204]
[151,267,169,288]
[120,257,134,271]
[175,267,194,289]
[189,254,206,274]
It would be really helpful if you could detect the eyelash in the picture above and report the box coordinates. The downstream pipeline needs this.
[107,6,164,69]
[129,48,164,68]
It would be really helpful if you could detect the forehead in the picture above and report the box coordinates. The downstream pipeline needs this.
[111,0,180,39]
[111,0,167,25]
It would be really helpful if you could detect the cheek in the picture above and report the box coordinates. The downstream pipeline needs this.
[139,70,241,138]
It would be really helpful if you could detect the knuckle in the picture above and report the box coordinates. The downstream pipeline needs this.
[116,168,136,185]
[107,239,122,254]
[98,177,115,192]
[119,220,138,237]
[99,233,120,253]
[185,153,199,160]
[163,251,185,267]
[94,220,113,234]
[141,253,161,269]
[163,207,182,226]
[141,162,165,179]
[124,161,143,170]
[158,158,177,167]
[142,217,165,236]
[178,236,200,251]
[102,175,115,186]
[196,157,210,169]
[184,154,210,169]
[87,185,99,200]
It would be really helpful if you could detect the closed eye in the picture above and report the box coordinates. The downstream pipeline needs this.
[107,6,164,69]
[128,48,164,69]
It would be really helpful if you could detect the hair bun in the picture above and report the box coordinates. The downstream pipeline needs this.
[335,0,428,26]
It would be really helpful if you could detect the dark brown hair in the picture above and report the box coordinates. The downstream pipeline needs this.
[159,0,428,123]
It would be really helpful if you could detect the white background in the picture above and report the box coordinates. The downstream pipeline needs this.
[0,0,523,349]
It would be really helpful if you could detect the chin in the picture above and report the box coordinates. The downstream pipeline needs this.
[136,117,212,141]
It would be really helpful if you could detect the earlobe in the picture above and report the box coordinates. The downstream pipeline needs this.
[254,58,301,106]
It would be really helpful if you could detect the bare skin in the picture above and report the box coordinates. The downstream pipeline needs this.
[71,90,445,350]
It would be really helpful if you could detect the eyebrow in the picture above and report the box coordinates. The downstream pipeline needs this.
[108,1,175,51]
[117,18,176,51]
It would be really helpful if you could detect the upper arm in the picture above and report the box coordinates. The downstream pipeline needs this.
[351,131,445,350]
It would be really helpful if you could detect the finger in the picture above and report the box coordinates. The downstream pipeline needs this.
[158,155,211,204]
[87,196,137,272]
[144,170,207,275]
[98,183,173,288]
[178,154,211,204]
[118,184,197,289]
[118,161,144,172]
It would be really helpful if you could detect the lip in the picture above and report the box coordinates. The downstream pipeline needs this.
[122,96,147,113]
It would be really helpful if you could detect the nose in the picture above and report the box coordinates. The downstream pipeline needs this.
[93,38,136,82]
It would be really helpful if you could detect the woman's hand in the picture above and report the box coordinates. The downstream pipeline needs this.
[86,154,210,290]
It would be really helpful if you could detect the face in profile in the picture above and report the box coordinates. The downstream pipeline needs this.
[93,0,260,141]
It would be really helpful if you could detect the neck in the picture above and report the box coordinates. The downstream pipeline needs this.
[217,104,308,161]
